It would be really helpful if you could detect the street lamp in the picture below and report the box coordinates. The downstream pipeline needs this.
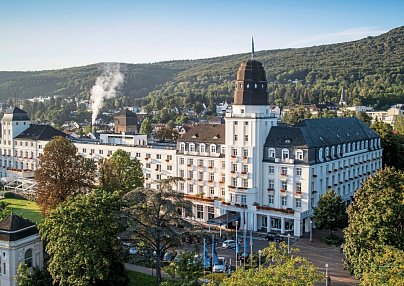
[235,220,238,270]
[287,233,291,254]
[325,263,330,286]
[310,220,313,242]
[258,249,262,271]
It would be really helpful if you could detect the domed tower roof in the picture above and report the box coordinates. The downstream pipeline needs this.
[233,59,268,105]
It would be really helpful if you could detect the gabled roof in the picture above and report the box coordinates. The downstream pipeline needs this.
[15,124,68,141]
[2,107,30,121]
[0,214,38,241]
[265,117,379,148]
[178,124,225,144]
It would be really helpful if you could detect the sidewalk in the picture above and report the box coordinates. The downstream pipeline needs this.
[124,263,170,279]
[294,229,359,286]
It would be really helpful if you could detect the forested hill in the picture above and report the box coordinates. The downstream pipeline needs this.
[0,26,403,110]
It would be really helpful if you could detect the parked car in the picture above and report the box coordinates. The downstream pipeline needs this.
[129,247,138,255]
[163,251,176,262]
[265,232,280,242]
[212,257,226,273]
[222,240,237,249]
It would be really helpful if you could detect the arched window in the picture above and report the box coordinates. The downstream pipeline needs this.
[319,148,323,161]
[282,149,289,160]
[331,146,335,157]
[347,143,351,153]
[342,144,346,154]
[268,148,275,158]
[337,145,341,156]
[189,143,195,152]
[325,147,329,158]
[25,249,33,267]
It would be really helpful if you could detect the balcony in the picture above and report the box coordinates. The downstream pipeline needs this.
[295,191,302,197]
[280,172,287,177]
[256,205,294,214]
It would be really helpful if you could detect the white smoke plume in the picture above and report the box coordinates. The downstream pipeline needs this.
[90,63,124,125]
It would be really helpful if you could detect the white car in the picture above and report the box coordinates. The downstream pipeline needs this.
[222,240,236,249]
[212,257,226,273]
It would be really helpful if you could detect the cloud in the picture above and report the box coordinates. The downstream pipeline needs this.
[288,27,388,48]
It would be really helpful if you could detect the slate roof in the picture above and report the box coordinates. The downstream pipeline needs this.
[178,124,225,144]
[265,117,379,148]
[0,214,38,241]
[3,107,30,121]
[15,124,68,140]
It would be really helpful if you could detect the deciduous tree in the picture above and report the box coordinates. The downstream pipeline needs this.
[313,190,347,237]
[123,178,193,285]
[343,167,404,282]
[219,243,323,286]
[99,149,144,193]
[35,136,95,215]
[40,190,128,286]
[162,252,202,286]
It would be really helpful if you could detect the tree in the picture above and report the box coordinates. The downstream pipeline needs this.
[140,117,152,137]
[40,190,128,286]
[313,190,347,239]
[162,252,202,286]
[99,149,144,193]
[218,243,323,286]
[343,167,404,281]
[371,120,404,169]
[123,178,193,285]
[35,136,96,215]
[394,115,404,135]
[283,106,311,124]
[15,263,53,286]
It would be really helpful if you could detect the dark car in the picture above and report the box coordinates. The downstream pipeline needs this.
[163,252,176,262]
[265,232,280,242]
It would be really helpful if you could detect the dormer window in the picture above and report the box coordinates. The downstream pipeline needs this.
[268,148,275,158]
[189,143,195,152]
[331,146,335,157]
[295,150,303,160]
[199,144,205,153]
[180,143,185,152]
[325,147,329,157]
[210,145,216,153]
[246,84,250,89]
[337,145,341,155]
[254,83,258,88]
[319,148,323,161]
[282,149,289,159]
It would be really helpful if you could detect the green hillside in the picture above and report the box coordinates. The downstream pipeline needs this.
[0,26,403,111]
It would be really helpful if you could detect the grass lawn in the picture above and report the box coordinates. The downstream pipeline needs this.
[1,198,43,224]
[127,271,159,286]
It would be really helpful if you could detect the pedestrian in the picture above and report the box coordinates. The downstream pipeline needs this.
[226,264,231,277]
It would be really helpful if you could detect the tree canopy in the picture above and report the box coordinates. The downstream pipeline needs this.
[35,136,95,215]
[313,190,347,237]
[218,243,323,286]
[343,167,404,284]
[99,148,144,193]
[123,178,193,285]
[40,190,128,286]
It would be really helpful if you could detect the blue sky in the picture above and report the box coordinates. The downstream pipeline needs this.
[1,0,403,71]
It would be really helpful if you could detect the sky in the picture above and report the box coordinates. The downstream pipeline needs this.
[1,0,403,71]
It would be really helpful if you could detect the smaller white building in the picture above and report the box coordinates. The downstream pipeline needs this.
[0,214,43,286]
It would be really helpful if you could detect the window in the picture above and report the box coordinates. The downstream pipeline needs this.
[243,148,248,157]
[208,160,214,168]
[232,163,238,172]
[157,154,161,159]
[232,148,238,156]
[281,197,287,207]
[209,173,215,181]
[244,122,248,126]
[242,164,248,173]
[180,158,184,165]
[180,143,185,151]
[268,148,275,158]
[196,205,204,219]
[243,179,248,188]
[210,187,215,195]
[180,182,184,191]
[189,143,195,152]
[295,150,303,160]
[281,167,288,176]
[268,179,274,189]
[167,165,172,171]
[208,207,215,220]
[241,195,247,204]
[198,159,203,167]
[210,145,216,153]
[282,149,289,159]
[189,171,194,179]
[295,198,301,208]
[331,146,335,157]
[99,150,103,155]
[180,170,184,177]
[244,135,249,142]
[281,181,288,191]
[234,134,238,141]
[25,249,33,267]
[296,182,302,192]
[189,185,194,193]
[268,165,274,174]
[200,144,206,153]
[319,148,323,161]
[146,163,151,168]
[231,177,237,186]
[337,145,341,155]
[268,194,274,205]
[325,147,329,157]
[296,167,302,176]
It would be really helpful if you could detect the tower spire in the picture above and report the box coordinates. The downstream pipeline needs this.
[251,36,255,60]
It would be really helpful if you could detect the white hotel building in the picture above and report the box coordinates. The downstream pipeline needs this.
[0,59,382,237]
